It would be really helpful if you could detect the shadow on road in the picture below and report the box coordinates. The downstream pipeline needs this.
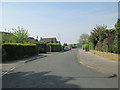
[2,71,81,88]
[2,54,45,64]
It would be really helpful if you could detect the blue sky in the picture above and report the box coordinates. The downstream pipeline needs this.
[1,2,118,44]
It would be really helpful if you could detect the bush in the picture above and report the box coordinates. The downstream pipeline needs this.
[2,43,37,61]
[95,46,98,50]
[82,44,89,51]
[112,36,119,54]
[47,43,62,52]
[89,42,94,50]
[36,41,47,53]
[112,19,120,54]
[102,40,109,52]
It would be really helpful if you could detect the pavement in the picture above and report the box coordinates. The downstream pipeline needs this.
[2,49,118,88]
[77,49,119,77]
[1,53,54,76]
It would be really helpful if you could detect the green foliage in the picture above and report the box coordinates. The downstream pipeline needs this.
[68,44,77,48]
[78,33,89,46]
[11,26,29,43]
[102,39,109,52]
[82,44,89,48]
[82,44,89,51]
[2,42,36,46]
[89,24,107,47]
[2,26,30,43]
[47,43,62,52]
[95,46,98,50]
[36,41,47,53]
[113,37,118,53]
[76,43,81,48]
[113,19,120,54]
[47,43,61,45]
[2,32,13,43]
[89,42,94,50]
[2,43,37,61]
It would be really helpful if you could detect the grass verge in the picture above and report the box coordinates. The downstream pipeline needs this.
[89,50,120,61]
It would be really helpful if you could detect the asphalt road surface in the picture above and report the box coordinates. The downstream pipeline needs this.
[2,49,118,88]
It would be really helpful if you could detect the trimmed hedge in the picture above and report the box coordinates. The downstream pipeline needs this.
[47,43,62,52]
[36,41,47,53]
[2,43,37,61]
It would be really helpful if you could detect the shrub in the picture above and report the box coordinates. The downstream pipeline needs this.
[2,43,37,61]
[102,39,109,52]
[112,36,119,54]
[113,19,120,54]
[82,44,89,51]
[36,41,47,53]
[89,42,94,50]
[95,45,98,50]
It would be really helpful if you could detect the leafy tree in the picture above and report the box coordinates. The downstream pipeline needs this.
[11,26,30,43]
[105,29,115,52]
[113,19,120,54]
[89,24,107,49]
[102,39,109,52]
[78,33,89,46]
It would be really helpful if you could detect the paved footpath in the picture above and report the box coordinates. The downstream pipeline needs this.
[77,49,119,76]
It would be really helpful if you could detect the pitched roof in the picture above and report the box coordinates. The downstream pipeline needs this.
[0,31,10,34]
[40,38,58,43]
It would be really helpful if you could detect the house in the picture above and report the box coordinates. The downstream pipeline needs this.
[40,37,60,43]
[0,31,11,43]
[0,31,10,35]
[28,37,38,43]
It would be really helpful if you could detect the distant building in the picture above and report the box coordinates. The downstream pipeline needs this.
[40,37,60,43]
[0,31,10,35]
[28,37,38,43]
[0,31,11,43]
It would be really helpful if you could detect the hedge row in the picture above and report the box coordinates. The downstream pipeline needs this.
[82,44,89,51]
[36,42,62,52]
[36,41,47,53]
[2,42,62,61]
[47,43,62,52]
[2,43,37,61]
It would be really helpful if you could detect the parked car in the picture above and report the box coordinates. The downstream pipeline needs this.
[67,46,72,50]
[63,47,69,51]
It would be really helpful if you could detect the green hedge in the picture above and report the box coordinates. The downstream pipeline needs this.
[47,43,62,52]
[36,41,47,53]
[2,43,37,61]
[82,44,89,51]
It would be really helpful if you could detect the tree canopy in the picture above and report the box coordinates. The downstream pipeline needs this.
[78,33,89,45]
[2,26,30,43]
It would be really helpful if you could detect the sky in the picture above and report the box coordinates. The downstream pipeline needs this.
[1,2,118,44]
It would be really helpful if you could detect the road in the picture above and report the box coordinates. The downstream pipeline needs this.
[2,49,118,88]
